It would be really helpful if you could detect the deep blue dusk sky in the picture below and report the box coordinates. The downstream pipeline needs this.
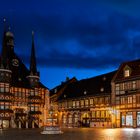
[1,0,140,89]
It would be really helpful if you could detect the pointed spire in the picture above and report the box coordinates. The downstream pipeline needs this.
[0,18,9,69]
[30,31,37,75]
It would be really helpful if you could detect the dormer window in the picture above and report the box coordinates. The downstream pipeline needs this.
[54,88,57,93]
[124,65,131,78]
[124,69,130,77]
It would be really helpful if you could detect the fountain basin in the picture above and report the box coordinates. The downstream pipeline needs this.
[41,125,63,134]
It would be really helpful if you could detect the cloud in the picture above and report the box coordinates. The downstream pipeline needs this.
[0,0,140,71]
[96,0,140,17]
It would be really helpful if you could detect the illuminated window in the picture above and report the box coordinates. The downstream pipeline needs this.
[132,81,136,89]
[96,111,100,118]
[68,101,72,108]
[99,98,104,104]
[81,100,84,106]
[22,88,25,93]
[35,89,38,96]
[85,99,89,106]
[101,111,105,118]
[120,97,125,104]
[92,111,96,118]
[72,101,76,107]
[105,97,109,104]
[115,84,120,95]
[62,115,66,124]
[5,87,9,92]
[68,114,72,124]
[116,97,120,105]
[90,99,93,105]
[35,106,39,111]
[18,88,21,92]
[0,105,4,109]
[54,89,57,93]
[30,90,34,96]
[31,106,34,111]
[1,87,4,92]
[122,116,125,125]
[94,98,97,104]
[106,111,110,118]
[133,95,136,103]
[76,101,79,107]
[66,101,68,108]
[14,88,18,92]
[58,103,62,108]
[128,96,132,104]
[18,92,21,97]
[103,76,106,81]
[124,69,130,77]
[5,105,10,109]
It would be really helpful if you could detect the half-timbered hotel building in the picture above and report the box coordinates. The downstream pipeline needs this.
[51,59,140,128]
[0,25,49,128]
[51,71,116,128]
[112,59,140,128]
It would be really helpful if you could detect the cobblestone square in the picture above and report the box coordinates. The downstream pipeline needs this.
[0,128,140,140]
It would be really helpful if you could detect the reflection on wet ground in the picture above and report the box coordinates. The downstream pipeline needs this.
[0,128,140,140]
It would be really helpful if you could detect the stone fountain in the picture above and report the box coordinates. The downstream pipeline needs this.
[41,106,63,134]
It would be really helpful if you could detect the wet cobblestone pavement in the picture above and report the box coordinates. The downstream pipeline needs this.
[0,128,140,140]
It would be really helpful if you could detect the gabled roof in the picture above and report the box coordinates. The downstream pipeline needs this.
[9,52,47,89]
[112,59,140,82]
[58,71,116,101]
[50,77,77,96]
[0,28,47,89]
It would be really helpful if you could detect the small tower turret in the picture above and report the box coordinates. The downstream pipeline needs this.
[27,31,40,87]
[0,18,13,126]
[0,19,12,82]
[27,32,41,128]
[5,27,14,51]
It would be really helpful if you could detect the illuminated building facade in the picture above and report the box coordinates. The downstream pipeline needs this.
[112,59,140,128]
[51,72,116,128]
[51,59,140,128]
[0,26,49,128]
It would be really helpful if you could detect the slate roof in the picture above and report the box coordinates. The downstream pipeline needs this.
[113,59,140,82]
[9,52,47,89]
[58,71,116,101]
[50,77,77,96]
[0,30,47,89]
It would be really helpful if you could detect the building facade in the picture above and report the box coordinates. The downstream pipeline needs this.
[51,72,116,128]
[112,59,140,128]
[51,59,140,128]
[0,27,49,128]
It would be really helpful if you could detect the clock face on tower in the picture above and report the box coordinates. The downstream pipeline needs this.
[12,59,19,67]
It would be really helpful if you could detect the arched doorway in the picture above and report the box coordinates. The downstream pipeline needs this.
[73,113,79,127]
[81,112,90,127]
[14,108,27,128]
